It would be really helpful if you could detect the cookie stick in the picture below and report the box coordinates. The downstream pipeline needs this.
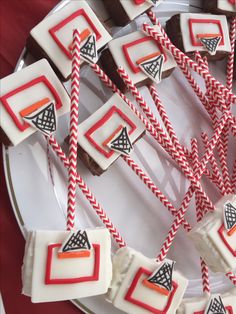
[142,23,236,105]
[191,138,210,296]
[118,66,214,212]
[67,29,80,230]
[156,112,228,262]
[201,132,226,196]
[91,64,236,286]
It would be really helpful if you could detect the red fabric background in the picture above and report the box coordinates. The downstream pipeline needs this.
[0,1,83,313]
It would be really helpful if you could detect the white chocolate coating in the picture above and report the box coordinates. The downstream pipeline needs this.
[189,195,236,273]
[107,247,188,314]
[177,289,236,313]
[77,93,145,171]
[217,0,236,13]
[0,59,70,146]
[180,13,231,53]
[30,0,111,79]
[108,27,176,85]
[22,228,112,303]
[119,0,153,21]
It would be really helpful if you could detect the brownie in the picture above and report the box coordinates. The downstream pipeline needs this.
[166,14,230,61]
[203,0,236,17]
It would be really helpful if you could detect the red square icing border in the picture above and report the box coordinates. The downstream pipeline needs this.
[49,8,101,59]
[125,267,178,313]
[218,224,236,257]
[0,75,62,132]
[45,243,100,284]
[85,105,137,158]
[122,36,167,74]
[188,18,225,47]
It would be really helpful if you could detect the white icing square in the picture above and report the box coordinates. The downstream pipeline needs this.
[77,93,146,171]
[0,59,70,146]
[180,13,231,53]
[217,0,236,13]
[177,289,236,314]
[30,0,112,79]
[189,195,236,273]
[107,247,188,314]
[119,0,153,21]
[22,228,112,302]
[108,28,176,85]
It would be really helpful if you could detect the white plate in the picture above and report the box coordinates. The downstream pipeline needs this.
[3,0,236,313]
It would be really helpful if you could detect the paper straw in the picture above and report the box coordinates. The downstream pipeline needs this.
[47,135,126,247]
[67,29,81,230]
[192,138,210,295]
[156,112,228,261]
[91,62,236,286]
[142,23,236,104]
[118,66,214,212]
[197,53,232,194]
[201,132,226,195]
[232,159,236,193]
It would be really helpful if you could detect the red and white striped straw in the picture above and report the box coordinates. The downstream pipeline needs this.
[67,30,81,231]
[47,135,126,247]
[232,159,236,193]
[226,17,236,91]
[196,53,232,195]
[156,112,228,262]
[149,85,186,159]
[91,62,236,286]
[142,23,236,104]
[201,132,226,196]
[192,138,210,295]
[118,66,214,212]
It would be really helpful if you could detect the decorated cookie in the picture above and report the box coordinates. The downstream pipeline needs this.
[0,59,70,146]
[99,27,176,93]
[188,194,236,273]
[103,0,158,27]
[166,13,231,61]
[22,228,112,302]
[27,0,112,80]
[107,247,188,314]
[74,93,146,175]
[177,289,236,314]
[203,0,236,17]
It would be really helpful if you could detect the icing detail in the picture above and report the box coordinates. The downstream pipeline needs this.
[107,126,133,156]
[223,202,236,236]
[20,97,50,117]
[109,29,176,86]
[49,8,101,60]
[23,101,57,136]
[199,36,222,55]
[125,267,179,313]
[58,230,91,256]
[102,125,123,148]
[218,223,236,256]
[133,0,146,4]
[144,259,175,294]
[139,53,164,84]
[45,243,100,284]
[80,34,98,64]
[84,105,137,159]
[68,28,91,51]
[0,75,62,132]
[180,14,231,54]
[122,36,166,74]
[188,18,224,47]
[204,295,226,314]
[147,0,161,5]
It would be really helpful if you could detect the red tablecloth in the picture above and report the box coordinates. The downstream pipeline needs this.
[0,1,84,313]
